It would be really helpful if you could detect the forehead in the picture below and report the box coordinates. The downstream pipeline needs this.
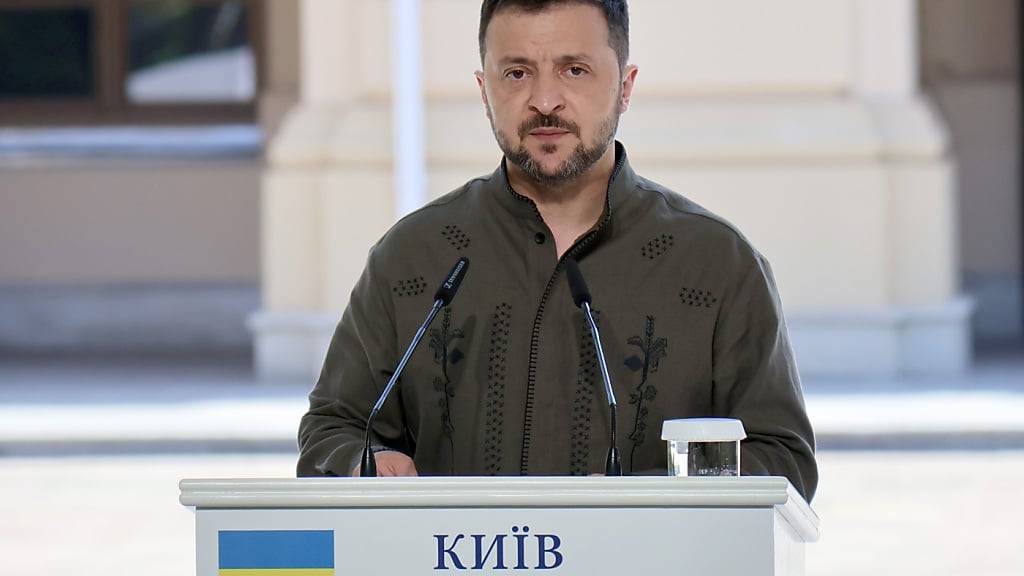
[483,3,614,65]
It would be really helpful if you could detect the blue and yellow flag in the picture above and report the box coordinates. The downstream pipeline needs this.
[218,530,335,576]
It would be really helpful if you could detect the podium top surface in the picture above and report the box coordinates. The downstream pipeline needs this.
[179,476,818,541]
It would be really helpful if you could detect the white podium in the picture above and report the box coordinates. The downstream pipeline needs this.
[179,476,819,575]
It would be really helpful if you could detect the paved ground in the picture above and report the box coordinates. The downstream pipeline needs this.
[807,450,1024,576]
[1,351,1023,454]
[2,450,1022,576]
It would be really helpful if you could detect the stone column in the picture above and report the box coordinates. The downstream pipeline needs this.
[252,0,398,379]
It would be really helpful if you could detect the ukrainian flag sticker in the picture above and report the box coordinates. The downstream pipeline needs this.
[218,530,335,576]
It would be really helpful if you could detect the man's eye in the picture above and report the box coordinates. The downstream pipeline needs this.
[506,70,526,80]
[568,66,587,77]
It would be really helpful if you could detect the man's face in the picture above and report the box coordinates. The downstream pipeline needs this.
[476,4,638,185]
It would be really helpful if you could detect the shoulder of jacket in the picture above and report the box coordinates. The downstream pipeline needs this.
[632,175,766,266]
[367,171,493,261]
[393,174,490,231]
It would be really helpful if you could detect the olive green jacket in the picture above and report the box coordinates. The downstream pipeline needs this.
[298,142,818,501]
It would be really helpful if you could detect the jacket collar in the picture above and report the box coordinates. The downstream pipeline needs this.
[489,141,637,228]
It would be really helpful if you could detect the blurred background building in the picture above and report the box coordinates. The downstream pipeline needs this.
[0,0,1020,382]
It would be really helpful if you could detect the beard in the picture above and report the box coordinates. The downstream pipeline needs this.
[492,103,620,187]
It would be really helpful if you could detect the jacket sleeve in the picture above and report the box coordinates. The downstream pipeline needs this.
[296,247,407,476]
[711,250,818,502]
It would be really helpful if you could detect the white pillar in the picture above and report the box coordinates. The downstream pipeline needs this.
[392,0,428,218]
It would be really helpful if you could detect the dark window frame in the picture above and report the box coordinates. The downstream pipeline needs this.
[0,0,264,126]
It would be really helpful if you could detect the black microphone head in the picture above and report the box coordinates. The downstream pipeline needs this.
[433,257,470,306]
[564,258,592,308]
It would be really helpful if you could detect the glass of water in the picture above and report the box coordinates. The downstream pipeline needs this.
[662,418,746,477]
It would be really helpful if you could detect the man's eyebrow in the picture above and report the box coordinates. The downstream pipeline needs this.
[497,56,536,67]
[553,54,592,65]
[496,54,593,67]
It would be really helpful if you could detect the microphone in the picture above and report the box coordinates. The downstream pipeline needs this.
[564,258,622,476]
[360,257,470,477]
[434,256,469,306]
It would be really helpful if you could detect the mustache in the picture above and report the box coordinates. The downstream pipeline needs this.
[518,114,581,139]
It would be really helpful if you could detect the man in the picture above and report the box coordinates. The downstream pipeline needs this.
[298,0,818,501]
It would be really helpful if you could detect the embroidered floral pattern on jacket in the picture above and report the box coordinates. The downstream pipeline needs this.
[429,307,464,472]
[624,316,668,472]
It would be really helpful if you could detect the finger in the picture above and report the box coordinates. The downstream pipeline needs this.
[385,462,416,477]
[380,460,416,477]
[378,463,402,477]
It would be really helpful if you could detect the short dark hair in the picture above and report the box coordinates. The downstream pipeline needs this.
[478,0,630,71]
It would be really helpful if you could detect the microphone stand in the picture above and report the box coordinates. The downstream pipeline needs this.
[580,300,622,476]
[564,257,621,476]
[360,299,443,477]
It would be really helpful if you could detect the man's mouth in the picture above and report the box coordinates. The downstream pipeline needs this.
[529,129,571,141]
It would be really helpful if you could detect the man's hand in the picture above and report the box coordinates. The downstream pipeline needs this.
[352,451,419,477]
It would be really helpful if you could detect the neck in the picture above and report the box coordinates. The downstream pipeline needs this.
[507,146,617,257]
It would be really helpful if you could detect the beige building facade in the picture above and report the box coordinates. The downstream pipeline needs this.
[253,0,976,379]
[1,0,1019,381]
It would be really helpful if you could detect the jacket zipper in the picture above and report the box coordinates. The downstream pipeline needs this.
[516,154,626,475]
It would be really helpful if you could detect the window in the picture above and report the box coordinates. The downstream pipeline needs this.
[127,0,256,104]
[0,0,263,125]
[0,5,95,98]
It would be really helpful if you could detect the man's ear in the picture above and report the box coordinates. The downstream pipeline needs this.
[474,70,492,120]
[619,64,639,114]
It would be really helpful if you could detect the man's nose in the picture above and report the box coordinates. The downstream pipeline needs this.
[527,73,565,117]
